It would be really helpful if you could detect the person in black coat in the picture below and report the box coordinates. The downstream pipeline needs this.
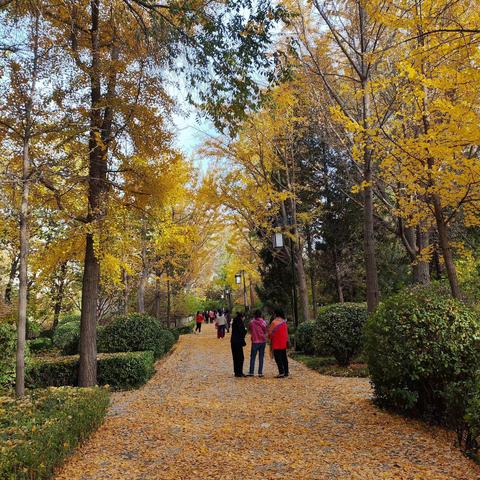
[230,312,247,377]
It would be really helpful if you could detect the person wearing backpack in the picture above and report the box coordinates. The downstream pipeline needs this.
[268,309,289,378]
[247,309,267,377]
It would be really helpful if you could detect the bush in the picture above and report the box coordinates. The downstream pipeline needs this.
[98,313,176,359]
[58,313,80,325]
[314,303,367,366]
[364,285,480,423]
[26,351,155,391]
[169,328,180,341]
[159,329,176,353]
[295,320,316,355]
[26,320,41,339]
[171,322,194,336]
[52,320,80,355]
[0,386,109,479]
[28,337,53,353]
[0,323,17,388]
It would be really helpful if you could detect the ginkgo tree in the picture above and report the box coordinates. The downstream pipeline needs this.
[363,0,480,299]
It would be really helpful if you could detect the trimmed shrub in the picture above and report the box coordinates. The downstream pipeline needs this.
[98,313,176,359]
[170,322,194,337]
[0,386,109,479]
[169,328,180,341]
[364,285,480,423]
[0,323,17,388]
[28,337,53,353]
[52,320,80,355]
[295,320,316,355]
[26,351,155,391]
[159,330,176,353]
[314,303,367,366]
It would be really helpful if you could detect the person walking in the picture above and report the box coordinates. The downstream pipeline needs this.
[216,310,227,339]
[195,311,204,333]
[268,309,289,378]
[208,310,216,324]
[247,309,267,377]
[231,312,247,377]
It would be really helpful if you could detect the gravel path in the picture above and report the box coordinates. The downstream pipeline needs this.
[55,324,480,480]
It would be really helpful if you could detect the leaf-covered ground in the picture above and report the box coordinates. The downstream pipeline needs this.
[55,325,480,480]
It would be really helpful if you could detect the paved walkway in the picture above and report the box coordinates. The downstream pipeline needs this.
[56,325,480,479]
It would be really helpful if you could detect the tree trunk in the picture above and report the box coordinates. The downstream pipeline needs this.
[166,278,171,328]
[293,246,309,323]
[249,276,255,308]
[305,225,318,318]
[333,251,344,303]
[79,0,107,387]
[16,137,30,397]
[154,271,161,319]
[403,223,430,285]
[432,195,461,298]
[363,169,379,312]
[79,234,99,386]
[359,4,380,313]
[122,268,129,315]
[52,262,67,331]
[16,13,40,397]
[137,270,147,313]
[4,255,18,304]
[432,245,442,280]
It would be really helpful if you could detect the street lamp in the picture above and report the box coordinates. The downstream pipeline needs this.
[272,232,284,248]
[272,228,298,327]
[235,270,248,312]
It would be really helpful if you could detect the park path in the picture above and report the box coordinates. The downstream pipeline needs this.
[55,324,480,480]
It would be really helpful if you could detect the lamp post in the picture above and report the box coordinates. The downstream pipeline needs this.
[225,287,233,312]
[235,270,248,312]
[272,230,298,327]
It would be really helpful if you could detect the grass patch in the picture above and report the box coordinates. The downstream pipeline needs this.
[290,352,369,378]
[0,386,109,479]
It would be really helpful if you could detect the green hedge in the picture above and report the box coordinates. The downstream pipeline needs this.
[0,323,17,388]
[295,320,316,355]
[98,313,176,359]
[314,303,367,366]
[0,386,109,479]
[52,320,80,355]
[365,285,480,452]
[28,338,53,353]
[26,351,155,391]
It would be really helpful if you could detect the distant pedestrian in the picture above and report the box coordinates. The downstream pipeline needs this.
[195,311,204,333]
[268,309,289,378]
[216,310,227,339]
[209,310,216,324]
[231,312,247,377]
[247,309,267,377]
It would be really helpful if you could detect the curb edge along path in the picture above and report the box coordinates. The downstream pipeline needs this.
[56,325,480,480]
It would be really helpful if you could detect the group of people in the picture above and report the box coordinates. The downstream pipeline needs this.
[195,309,231,337]
[231,309,289,379]
[194,307,290,378]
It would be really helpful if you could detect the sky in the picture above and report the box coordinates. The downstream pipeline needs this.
[169,79,219,176]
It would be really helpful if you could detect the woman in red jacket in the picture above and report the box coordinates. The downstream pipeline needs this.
[268,309,289,378]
